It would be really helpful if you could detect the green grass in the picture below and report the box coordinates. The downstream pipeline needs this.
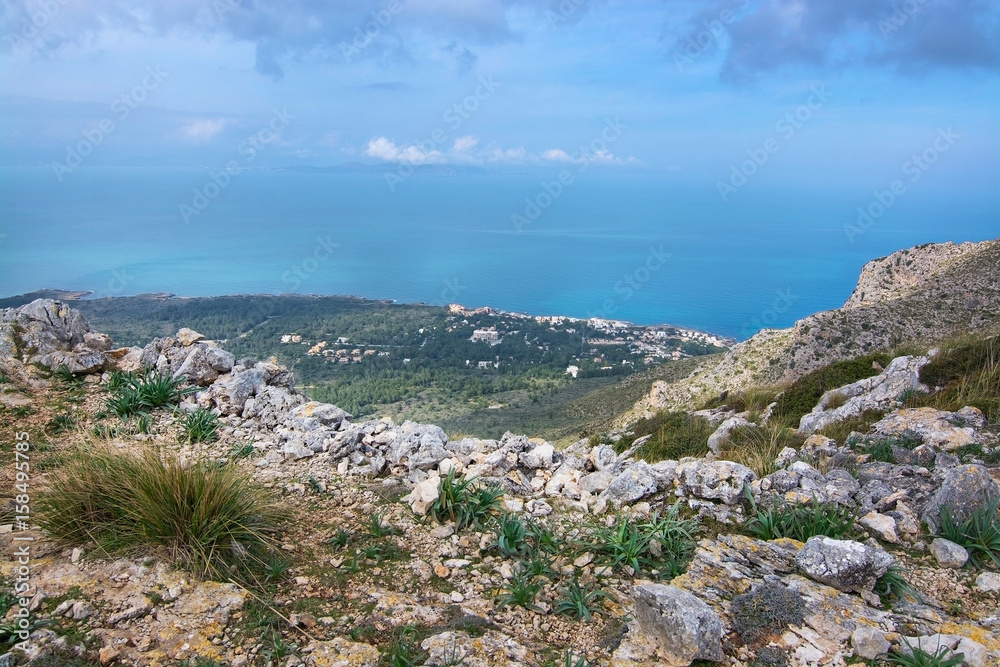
[744,494,856,542]
[492,513,530,558]
[817,409,886,445]
[873,565,921,607]
[613,410,714,462]
[699,387,780,414]
[37,448,283,586]
[426,470,504,531]
[45,412,76,434]
[178,407,220,444]
[936,495,1000,569]
[851,433,923,464]
[366,512,403,539]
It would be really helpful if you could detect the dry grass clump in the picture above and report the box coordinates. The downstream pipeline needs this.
[38,447,283,584]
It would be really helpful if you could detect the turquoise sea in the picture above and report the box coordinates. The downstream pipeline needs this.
[0,166,996,340]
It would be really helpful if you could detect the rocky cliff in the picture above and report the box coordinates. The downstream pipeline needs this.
[623,239,1000,422]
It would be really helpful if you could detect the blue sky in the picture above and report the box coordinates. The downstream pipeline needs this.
[1,0,998,192]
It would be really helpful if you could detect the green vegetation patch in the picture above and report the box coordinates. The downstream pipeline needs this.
[773,353,893,425]
[612,411,714,462]
[744,494,856,542]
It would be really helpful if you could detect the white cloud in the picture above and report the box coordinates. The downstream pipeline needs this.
[179,119,229,142]
[365,137,443,164]
[361,137,637,167]
[452,135,478,152]
[541,148,573,162]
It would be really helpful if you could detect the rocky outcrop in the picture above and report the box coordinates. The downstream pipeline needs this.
[870,406,986,451]
[798,355,930,433]
[621,238,1000,417]
[0,299,111,373]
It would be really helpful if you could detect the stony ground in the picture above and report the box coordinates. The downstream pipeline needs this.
[2,345,1000,667]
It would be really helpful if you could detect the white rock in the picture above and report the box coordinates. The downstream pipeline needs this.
[404,475,440,516]
[852,627,890,660]
[929,538,969,569]
[975,571,1000,592]
[859,511,900,543]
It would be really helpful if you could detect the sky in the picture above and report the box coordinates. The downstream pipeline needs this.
[1,0,998,192]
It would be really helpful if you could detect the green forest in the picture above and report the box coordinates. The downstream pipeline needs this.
[2,293,725,439]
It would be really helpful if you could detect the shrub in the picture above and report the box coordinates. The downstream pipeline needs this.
[730,581,805,643]
[744,494,856,542]
[616,411,713,462]
[937,495,1000,569]
[427,470,503,531]
[178,408,220,444]
[37,448,282,584]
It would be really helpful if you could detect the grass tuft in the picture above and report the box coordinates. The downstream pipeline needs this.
[718,423,804,477]
[178,407,220,444]
[936,495,1000,569]
[37,447,283,585]
[427,469,503,531]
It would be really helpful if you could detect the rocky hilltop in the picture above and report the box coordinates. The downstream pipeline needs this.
[1,273,999,666]
[624,239,1000,421]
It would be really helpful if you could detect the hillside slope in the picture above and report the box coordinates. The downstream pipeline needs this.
[623,238,1000,422]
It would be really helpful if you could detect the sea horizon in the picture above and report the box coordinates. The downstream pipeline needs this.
[1,166,996,341]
